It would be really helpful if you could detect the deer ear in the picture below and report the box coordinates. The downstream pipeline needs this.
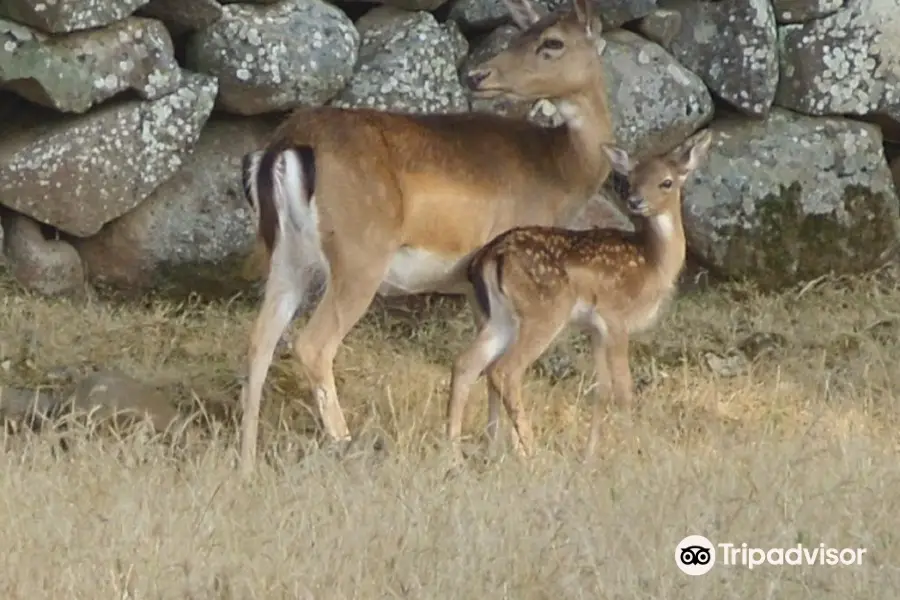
[674,129,713,177]
[572,0,594,36]
[502,0,542,29]
[601,144,631,175]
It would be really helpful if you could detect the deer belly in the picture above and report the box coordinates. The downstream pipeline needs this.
[377,247,469,297]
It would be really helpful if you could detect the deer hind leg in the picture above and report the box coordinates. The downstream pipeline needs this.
[293,251,394,446]
[447,290,515,445]
[486,306,571,458]
[241,262,307,476]
[466,292,503,446]
[586,323,632,459]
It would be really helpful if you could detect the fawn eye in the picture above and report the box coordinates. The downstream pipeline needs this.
[660,179,673,189]
[539,38,565,52]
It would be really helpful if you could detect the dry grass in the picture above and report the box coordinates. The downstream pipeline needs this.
[1,266,899,599]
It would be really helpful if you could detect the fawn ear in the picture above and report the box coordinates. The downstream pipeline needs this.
[674,129,713,177]
[601,144,631,176]
[502,0,543,29]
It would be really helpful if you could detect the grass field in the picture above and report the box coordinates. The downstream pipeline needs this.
[0,264,899,599]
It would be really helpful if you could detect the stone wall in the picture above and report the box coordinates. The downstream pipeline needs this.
[1,0,899,297]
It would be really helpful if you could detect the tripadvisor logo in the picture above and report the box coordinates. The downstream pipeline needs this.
[675,535,867,574]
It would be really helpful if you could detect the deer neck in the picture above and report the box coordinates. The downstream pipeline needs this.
[641,203,687,288]
[551,70,614,208]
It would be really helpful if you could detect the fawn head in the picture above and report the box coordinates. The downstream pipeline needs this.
[601,129,713,219]
[464,0,605,102]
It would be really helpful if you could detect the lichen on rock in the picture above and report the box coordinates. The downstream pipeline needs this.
[0,17,181,114]
[776,0,900,119]
[331,7,469,114]
[0,71,218,237]
[185,0,359,115]
[0,0,152,34]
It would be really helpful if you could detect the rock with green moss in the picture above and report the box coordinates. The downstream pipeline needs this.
[683,108,900,289]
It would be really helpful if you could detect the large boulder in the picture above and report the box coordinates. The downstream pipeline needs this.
[185,0,359,115]
[683,109,900,289]
[656,0,779,117]
[602,30,714,157]
[0,17,181,114]
[0,71,218,238]
[776,0,900,123]
[450,0,656,32]
[331,7,469,114]
[74,117,278,297]
[0,0,151,33]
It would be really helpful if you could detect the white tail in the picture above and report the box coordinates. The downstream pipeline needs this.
[446,129,714,460]
[239,0,616,475]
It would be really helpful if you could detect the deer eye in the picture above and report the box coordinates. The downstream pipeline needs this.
[538,38,565,52]
[660,179,673,189]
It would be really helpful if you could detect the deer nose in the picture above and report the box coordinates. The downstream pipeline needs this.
[465,69,491,90]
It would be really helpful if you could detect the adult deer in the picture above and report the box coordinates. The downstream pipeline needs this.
[239,0,613,474]
[446,129,713,460]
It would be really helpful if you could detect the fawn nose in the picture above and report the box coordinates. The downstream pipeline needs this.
[627,196,647,213]
[465,69,491,90]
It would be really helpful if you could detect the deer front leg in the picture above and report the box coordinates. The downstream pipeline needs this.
[585,327,612,460]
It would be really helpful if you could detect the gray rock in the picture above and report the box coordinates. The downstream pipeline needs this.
[74,117,278,297]
[0,71,217,238]
[683,109,900,289]
[1,212,86,297]
[0,386,59,430]
[601,30,714,158]
[331,8,469,114]
[62,369,180,433]
[0,17,181,114]
[346,0,451,11]
[185,0,359,115]
[137,0,223,34]
[450,0,655,32]
[772,0,844,24]
[776,0,900,119]
[636,8,682,47]
[656,0,778,117]
[0,0,151,34]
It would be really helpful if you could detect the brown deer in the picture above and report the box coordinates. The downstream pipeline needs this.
[446,129,713,460]
[239,0,614,475]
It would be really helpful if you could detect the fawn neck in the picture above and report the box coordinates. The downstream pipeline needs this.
[639,198,687,287]
[552,69,614,209]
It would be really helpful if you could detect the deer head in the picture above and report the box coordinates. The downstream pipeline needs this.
[601,129,714,219]
[463,0,605,102]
